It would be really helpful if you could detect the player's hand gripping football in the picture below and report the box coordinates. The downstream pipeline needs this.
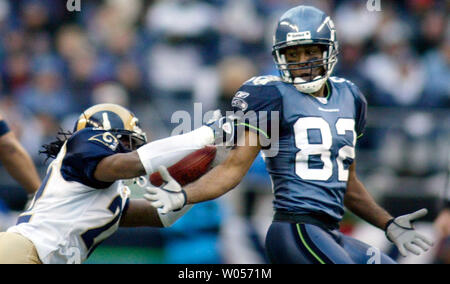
[206,110,237,146]
[385,208,434,257]
[144,166,186,214]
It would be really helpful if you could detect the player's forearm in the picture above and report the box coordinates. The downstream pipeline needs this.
[0,134,41,193]
[119,199,163,227]
[96,126,216,182]
[5,152,41,194]
[344,177,392,230]
[95,152,146,182]
[184,161,245,204]
[185,139,261,204]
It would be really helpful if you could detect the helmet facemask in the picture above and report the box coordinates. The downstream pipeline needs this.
[113,128,147,151]
[273,41,338,94]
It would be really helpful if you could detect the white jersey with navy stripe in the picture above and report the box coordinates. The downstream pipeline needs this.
[7,137,130,264]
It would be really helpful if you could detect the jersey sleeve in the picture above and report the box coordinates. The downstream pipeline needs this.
[61,128,128,189]
[231,79,283,141]
[349,83,367,138]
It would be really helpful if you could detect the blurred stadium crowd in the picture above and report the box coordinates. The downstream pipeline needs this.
[0,0,448,264]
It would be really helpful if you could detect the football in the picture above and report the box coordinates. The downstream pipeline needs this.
[149,145,217,186]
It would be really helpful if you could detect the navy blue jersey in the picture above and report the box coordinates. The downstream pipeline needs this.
[61,128,129,189]
[232,75,367,222]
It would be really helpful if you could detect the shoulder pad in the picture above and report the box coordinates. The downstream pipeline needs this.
[70,128,120,152]
[329,76,353,87]
[244,75,283,87]
[329,77,366,102]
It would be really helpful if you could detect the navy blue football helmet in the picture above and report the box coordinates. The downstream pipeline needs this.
[74,103,147,150]
[272,6,339,93]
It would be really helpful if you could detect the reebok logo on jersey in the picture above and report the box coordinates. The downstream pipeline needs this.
[232,91,250,112]
[231,97,248,112]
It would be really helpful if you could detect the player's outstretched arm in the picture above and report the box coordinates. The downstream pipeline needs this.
[145,130,261,212]
[0,130,41,194]
[94,126,216,182]
[119,199,163,227]
[344,161,393,230]
[344,161,433,256]
[185,130,261,204]
[94,114,236,183]
[94,151,146,182]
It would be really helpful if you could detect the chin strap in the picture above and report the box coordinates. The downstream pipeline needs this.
[293,76,327,94]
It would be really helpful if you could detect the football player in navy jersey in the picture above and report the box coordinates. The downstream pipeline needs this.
[145,6,434,264]
[0,103,233,264]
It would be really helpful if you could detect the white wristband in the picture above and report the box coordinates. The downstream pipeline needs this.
[137,126,214,175]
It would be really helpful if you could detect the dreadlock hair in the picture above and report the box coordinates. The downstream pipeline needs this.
[40,129,73,163]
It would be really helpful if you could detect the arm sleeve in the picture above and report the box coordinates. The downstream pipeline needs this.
[61,129,127,189]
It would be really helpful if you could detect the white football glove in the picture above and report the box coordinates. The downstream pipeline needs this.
[385,208,434,257]
[144,166,186,214]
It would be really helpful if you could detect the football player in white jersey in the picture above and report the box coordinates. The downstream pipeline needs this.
[0,103,233,264]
